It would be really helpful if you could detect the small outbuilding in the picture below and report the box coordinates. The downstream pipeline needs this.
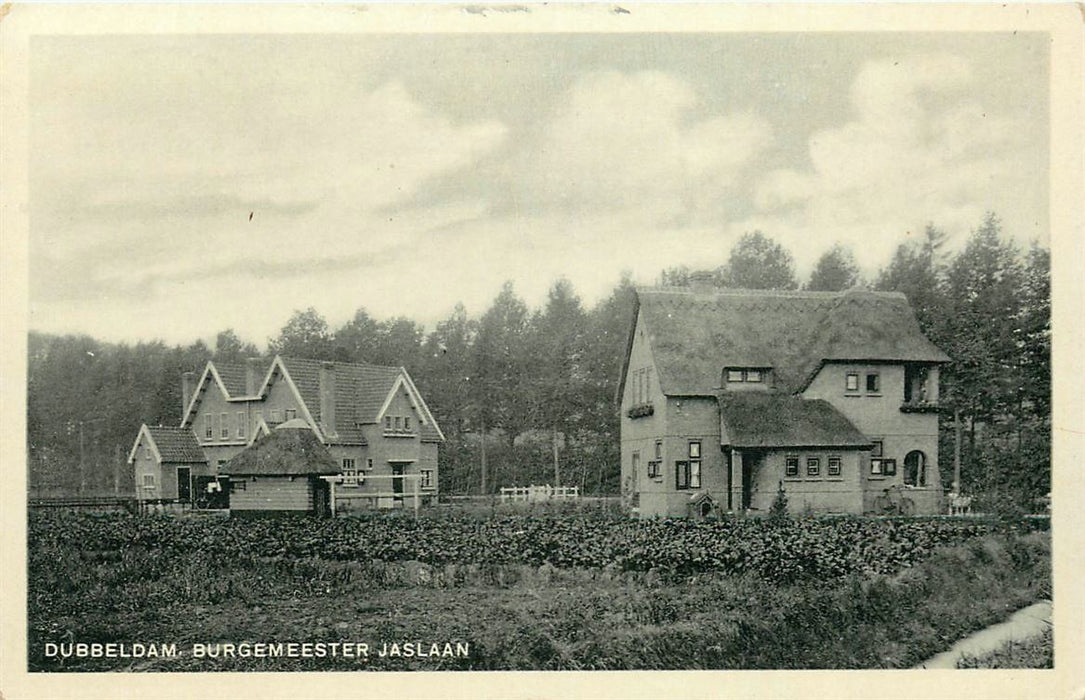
[127,425,209,506]
[220,419,338,516]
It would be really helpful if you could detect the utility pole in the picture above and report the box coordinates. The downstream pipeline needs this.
[953,407,962,493]
[479,413,487,495]
[79,421,87,495]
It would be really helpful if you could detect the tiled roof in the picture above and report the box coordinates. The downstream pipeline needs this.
[634,287,949,396]
[147,426,207,463]
[196,356,443,445]
[222,424,339,476]
[718,394,871,449]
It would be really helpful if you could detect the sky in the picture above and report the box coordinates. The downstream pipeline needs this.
[29,32,1049,348]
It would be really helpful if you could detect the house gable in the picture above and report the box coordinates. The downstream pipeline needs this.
[632,287,948,397]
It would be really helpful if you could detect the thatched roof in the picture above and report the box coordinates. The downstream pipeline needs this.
[718,394,871,449]
[221,424,339,476]
[626,287,949,397]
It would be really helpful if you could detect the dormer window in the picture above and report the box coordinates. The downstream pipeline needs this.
[725,368,769,384]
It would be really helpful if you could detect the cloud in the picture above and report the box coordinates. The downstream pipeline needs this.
[509,70,772,222]
[746,54,1035,274]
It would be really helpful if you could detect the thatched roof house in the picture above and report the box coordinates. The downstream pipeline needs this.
[222,420,339,477]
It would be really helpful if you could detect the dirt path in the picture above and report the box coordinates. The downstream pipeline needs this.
[915,600,1052,669]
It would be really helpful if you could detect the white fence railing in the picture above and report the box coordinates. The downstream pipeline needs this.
[499,484,579,503]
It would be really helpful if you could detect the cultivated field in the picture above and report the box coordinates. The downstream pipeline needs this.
[27,509,1050,671]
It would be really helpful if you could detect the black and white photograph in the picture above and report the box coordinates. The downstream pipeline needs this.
[1,4,1082,699]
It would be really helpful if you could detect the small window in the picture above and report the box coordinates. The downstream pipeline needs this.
[871,439,883,458]
[746,369,762,383]
[882,458,897,476]
[866,373,880,393]
[395,416,402,431]
[632,450,641,475]
[648,460,661,479]
[807,457,820,477]
[871,459,883,475]
[654,440,663,461]
[142,474,155,489]
[342,458,355,471]
[688,441,701,459]
[144,447,152,461]
[404,416,411,431]
[231,480,246,492]
[828,456,842,476]
[846,373,859,392]
[676,461,690,490]
[237,411,246,438]
[366,458,373,470]
[385,416,392,430]
[727,369,745,382]
[284,408,297,420]
[220,412,229,438]
[690,461,701,489]
[420,470,434,489]
[785,456,799,477]
[204,414,213,439]
[270,409,281,423]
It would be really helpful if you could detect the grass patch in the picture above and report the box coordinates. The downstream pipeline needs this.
[956,628,1053,669]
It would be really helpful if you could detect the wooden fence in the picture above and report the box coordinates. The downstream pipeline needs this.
[499,484,580,503]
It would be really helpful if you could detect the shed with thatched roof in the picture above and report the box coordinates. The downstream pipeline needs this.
[220,421,337,516]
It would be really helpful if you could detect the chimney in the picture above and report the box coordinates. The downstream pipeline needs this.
[181,371,196,421]
[245,357,262,396]
[689,270,715,294]
[319,361,336,438]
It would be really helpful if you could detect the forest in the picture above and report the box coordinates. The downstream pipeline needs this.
[27,212,1050,513]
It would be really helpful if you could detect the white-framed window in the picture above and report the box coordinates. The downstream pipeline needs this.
[727,369,745,382]
[871,439,884,458]
[270,409,281,423]
[204,414,213,439]
[385,416,392,430]
[420,470,434,489]
[746,369,762,383]
[142,474,155,489]
[785,455,799,477]
[828,456,842,477]
[806,457,820,477]
[220,412,229,438]
[144,447,152,460]
[871,458,883,475]
[654,440,662,461]
[342,458,355,471]
[284,408,297,420]
[688,441,702,488]
[846,373,860,392]
[866,372,880,393]
[676,461,690,490]
[237,411,246,438]
[882,458,897,476]
[366,458,373,470]
[404,416,411,432]
[394,416,402,431]
[648,460,661,479]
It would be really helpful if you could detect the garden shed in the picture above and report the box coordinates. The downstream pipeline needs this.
[220,419,338,516]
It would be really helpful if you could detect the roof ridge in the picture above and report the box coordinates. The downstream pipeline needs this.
[279,355,401,372]
[636,286,905,300]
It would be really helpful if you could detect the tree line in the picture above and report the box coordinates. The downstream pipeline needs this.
[28,212,1049,511]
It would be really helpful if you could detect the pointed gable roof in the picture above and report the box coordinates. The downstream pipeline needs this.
[628,287,949,397]
[128,425,207,464]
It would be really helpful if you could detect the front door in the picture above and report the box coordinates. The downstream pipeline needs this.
[176,467,191,503]
[391,464,405,502]
[742,453,758,510]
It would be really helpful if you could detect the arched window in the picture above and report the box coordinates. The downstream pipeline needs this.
[904,450,926,487]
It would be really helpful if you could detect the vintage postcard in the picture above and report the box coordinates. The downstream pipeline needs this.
[1,3,1082,699]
